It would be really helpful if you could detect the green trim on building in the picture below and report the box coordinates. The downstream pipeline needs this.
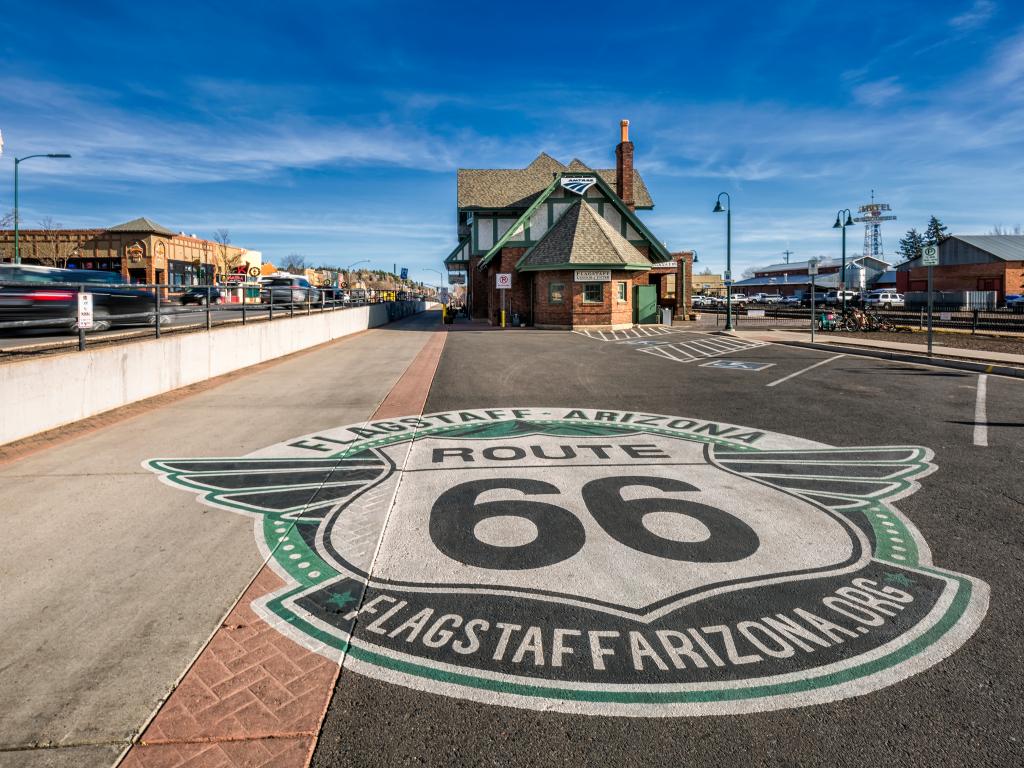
[478,177,560,269]
[479,172,670,270]
[516,261,653,272]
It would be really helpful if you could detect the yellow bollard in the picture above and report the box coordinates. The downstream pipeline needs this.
[501,310,506,328]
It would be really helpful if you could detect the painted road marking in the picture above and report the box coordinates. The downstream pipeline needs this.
[700,360,776,371]
[147,408,988,718]
[766,354,846,388]
[974,374,988,447]
[574,328,768,365]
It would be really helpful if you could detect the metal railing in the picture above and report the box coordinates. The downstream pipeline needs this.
[701,303,1024,333]
[0,280,429,355]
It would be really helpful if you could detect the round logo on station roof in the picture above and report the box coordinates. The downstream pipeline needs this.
[146,408,988,716]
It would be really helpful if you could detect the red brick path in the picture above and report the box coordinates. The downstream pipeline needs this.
[121,323,447,767]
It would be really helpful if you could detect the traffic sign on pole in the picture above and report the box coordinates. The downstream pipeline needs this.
[922,245,939,266]
[496,273,512,290]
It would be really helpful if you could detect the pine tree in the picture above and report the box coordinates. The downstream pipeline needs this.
[896,228,925,262]
[924,216,949,246]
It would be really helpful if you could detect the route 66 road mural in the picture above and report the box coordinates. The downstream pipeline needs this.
[146,408,988,716]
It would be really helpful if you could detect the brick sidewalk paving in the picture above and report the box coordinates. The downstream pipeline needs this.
[120,324,448,768]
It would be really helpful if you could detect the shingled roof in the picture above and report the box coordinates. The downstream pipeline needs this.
[458,153,654,210]
[517,199,653,271]
[107,217,176,236]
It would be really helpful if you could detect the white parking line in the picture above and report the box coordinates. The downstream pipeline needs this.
[974,374,988,447]
[766,354,845,388]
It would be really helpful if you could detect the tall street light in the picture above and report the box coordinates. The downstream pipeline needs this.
[713,192,733,331]
[832,209,855,314]
[14,153,72,264]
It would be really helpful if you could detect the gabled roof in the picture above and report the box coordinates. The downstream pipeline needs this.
[754,255,889,274]
[107,217,176,236]
[444,237,470,264]
[457,152,654,210]
[954,235,1024,261]
[478,172,670,269]
[517,199,653,272]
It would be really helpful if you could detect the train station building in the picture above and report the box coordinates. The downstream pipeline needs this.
[445,121,691,329]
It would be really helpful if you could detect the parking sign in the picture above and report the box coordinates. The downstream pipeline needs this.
[496,273,512,290]
[922,245,939,266]
[77,292,94,330]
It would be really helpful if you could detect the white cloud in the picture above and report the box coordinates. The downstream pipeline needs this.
[949,0,996,30]
[851,77,904,107]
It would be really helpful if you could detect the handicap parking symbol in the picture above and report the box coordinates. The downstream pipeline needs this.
[699,359,775,371]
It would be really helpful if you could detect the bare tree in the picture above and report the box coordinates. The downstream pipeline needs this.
[281,253,307,274]
[212,228,242,280]
[990,224,1023,236]
[37,217,74,269]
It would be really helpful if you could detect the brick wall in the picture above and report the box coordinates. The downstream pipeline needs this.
[897,261,1023,299]
[469,256,488,319]
[484,248,529,324]
[533,271,573,327]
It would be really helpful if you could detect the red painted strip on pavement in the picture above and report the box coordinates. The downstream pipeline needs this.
[120,323,448,768]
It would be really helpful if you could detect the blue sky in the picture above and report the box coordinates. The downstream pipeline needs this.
[1,0,1022,283]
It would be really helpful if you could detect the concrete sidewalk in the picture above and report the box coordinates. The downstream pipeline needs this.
[734,329,1024,369]
[0,310,442,768]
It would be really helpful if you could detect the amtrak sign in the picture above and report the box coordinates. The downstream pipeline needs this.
[561,176,597,196]
[147,408,987,716]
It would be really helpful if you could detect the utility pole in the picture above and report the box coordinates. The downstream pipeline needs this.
[782,249,794,264]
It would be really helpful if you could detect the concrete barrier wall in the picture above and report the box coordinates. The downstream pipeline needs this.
[0,302,429,445]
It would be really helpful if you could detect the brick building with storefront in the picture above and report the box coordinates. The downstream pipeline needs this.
[445,121,691,329]
[0,217,258,287]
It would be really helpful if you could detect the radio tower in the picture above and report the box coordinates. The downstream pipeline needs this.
[853,190,897,260]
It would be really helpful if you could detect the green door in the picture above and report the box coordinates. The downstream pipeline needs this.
[633,285,658,324]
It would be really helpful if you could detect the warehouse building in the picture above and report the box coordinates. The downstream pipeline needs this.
[896,235,1024,300]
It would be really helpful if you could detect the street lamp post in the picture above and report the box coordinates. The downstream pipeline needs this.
[713,193,733,331]
[833,208,855,314]
[424,268,443,295]
[13,153,72,264]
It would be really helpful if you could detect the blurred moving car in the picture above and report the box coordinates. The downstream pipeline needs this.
[179,286,224,306]
[259,276,320,306]
[0,264,161,333]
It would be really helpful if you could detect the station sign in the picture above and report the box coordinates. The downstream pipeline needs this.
[76,292,94,330]
[496,273,512,290]
[561,176,597,196]
[574,270,611,283]
[922,245,939,266]
[449,274,466,285]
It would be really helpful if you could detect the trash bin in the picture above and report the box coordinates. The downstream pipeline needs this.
[661,307,673,326]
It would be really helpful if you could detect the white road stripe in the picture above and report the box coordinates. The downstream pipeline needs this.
[974,374,988,447]
[766,354,845,388]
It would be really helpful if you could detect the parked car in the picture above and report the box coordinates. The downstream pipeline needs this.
[864,291,905,309]
[1006,294,1024,313]
[179,286,224,306]
[729,293,748,305]
[0,264,162,333]
[782,295,802,307]
[260,276,320,306]
[823,290,858,306]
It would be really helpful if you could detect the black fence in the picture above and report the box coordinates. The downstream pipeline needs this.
[0,280,429,355]
[700,304,1024,333]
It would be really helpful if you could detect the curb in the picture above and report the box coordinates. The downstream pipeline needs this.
[766,338,1024,380]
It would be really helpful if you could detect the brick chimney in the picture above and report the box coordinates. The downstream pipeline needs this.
[615,119,635,210]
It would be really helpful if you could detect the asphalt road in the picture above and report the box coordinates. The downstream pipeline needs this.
[308,326,1022,767]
